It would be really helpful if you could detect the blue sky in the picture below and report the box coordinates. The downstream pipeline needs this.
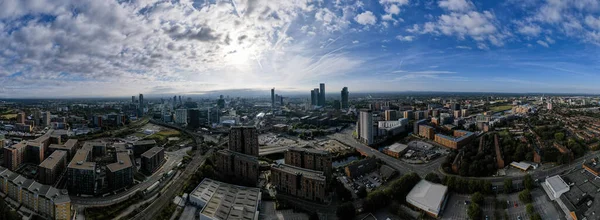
[1,0,600,97]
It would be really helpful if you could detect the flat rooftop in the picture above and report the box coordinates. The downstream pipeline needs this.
[39,150,67,169]
[134,140,156,146]
[288,146,330,155]
[107,153,132,172]
[64,139,78,150]
[271,164,326,181]
[141,147,164,158]
[191,178,260,220]
[546,175,569,193]
[435,130,474,142]
[68,149,95,170]
[406,180,448,216]
[385,143,409,153]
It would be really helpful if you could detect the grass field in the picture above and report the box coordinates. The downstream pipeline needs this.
[0,113,17,119]
[490,105,513,112]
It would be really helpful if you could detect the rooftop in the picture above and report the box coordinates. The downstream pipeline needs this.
[385,143,409,153]
[271,164,326,181]
[435,130,474,142]
[406,180,448,216]
[64,139,78,150]
[191,178,260,220]
[134,140,156,146]
[141,147,164,158]
[68,149,95,170]
[288,146,330,155]
[39,150,67,169]
[107,153,132,172]
[546,175,569,193]
[5,141,26,150]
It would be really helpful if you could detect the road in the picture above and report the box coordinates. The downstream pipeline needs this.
[331,127,600,185]
[133,148,213,220]
[71,147,188,207]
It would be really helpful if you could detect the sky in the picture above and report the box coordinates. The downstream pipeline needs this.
[1,0,600,98]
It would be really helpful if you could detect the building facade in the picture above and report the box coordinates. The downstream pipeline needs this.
[107,152,133,190]
[284,147,332,176]
[38,150,68,185]
[434,130,475,150]
[67,149,96,195]
[419,125,435,140]
[141,147,165,174]
[357,110,374,145]
[228,126,259,156]
[341,87,349,109]
[215,149,259,186]
[270,164,326,203]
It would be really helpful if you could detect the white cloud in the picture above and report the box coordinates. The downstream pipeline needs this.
[352,40,359,44]
[438,0,474,12]
[456,45,472,49]
[354,11,377,25]
[315,8,349,32]
[545,36,556,44]
[517,23,542,36]
[537,40,550,47]
[386,4,401,15]
[395,35,415,41]
[379,0,409,6]
[585,15,600,30]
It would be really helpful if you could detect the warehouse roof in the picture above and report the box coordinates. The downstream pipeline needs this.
[191,178,261,220]
[406,180,448,216]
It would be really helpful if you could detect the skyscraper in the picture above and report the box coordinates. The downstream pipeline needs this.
[311,88,320,106]
[271,88,275,108]
[357,110,374,145]
[132,96,135,103]
[319,83,325,106]
[341,87,349,109]
[138,94,144,116]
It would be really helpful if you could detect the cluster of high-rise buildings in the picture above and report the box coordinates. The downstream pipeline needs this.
[308,83,349,110]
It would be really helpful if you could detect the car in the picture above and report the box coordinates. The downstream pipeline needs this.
[517,216,522,220]
[485,215,489,220]
[514,201,518,207]
[464,200,471,205]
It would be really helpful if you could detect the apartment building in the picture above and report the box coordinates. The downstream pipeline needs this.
[141,147,165,174]
[107,152,133,190]
[67,148,96,195]
[284,147,332,175]
[270,164,326,203]
[38,150,68,185]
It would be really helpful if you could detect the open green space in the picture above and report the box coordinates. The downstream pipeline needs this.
[490,105,513,112]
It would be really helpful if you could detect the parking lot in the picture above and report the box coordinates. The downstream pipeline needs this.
[338,171,383,198]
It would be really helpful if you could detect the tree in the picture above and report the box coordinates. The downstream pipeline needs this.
[467,203,482,220]
[530,213,542,220]
[471,192,484,205]
[519,190,532,203]
[425,172,441,184]
[334,182,352,202]
[504,179,513,194]
[524,174,534,190]
[336,202,356,220]
[526,203,534,215]
[363,190,390,212]
[555,133,565,141]
[357,187,367,198]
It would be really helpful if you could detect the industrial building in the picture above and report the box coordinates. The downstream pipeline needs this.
[382,143,409,158]
[141,147,165,174]
[406,180,449,218]
[270,164,327,203]
[38,150,68,185]
[189,178,261,220]
[0,167,71,220]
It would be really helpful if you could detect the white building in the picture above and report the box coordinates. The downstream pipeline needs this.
[189,178,261,220]
[542,175,570,201]
[378,119,408,137]
[357,110,374,145]
[175,109,188,125]
[406,180,449,218]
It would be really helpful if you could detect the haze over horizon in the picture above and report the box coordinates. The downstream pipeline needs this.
[2,0,600,98]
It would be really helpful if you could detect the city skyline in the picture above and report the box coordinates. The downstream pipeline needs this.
[1,0,600,98]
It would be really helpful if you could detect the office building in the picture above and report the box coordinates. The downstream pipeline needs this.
[384,110,399,121]
[188,109,200,128]
[319,83,325,106]
[434,130,475,149]
[141,147,165,174]
[378,119,408,137]
[452,103,460,111]
[270,164,326,202]
[67,148,96,195]
[406,180,449,218]
[0,167,72,220]
[228,126,259,156]
[175,108,188,125]
[403,110,414,120]
[189,178,261,220]
[344,158,378,179]
[414,111,425,120]
[38,150,67,185]
[311,88,320,106]
[284,147,332,176]
[43,111,52,126]
[215,149,259,186]
[132,96,135,103]
[419,125,435,140]
[357,110,374,145]
[107,152,133,190]
[3,142,27,170]
[382,143,408,158]
[133,140,156,157]
[138,93,144,116]
[341,87,349,109]
[271,88,275,108]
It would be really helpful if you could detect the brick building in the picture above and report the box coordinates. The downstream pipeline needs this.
[38,150,67,185]
[141,147,165,174]
[215,149,259,186]
[284,147,332,175]
[228,126,259,156]
[434,130,475,149]
[270,164,326,202]
[418,125,435,140]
